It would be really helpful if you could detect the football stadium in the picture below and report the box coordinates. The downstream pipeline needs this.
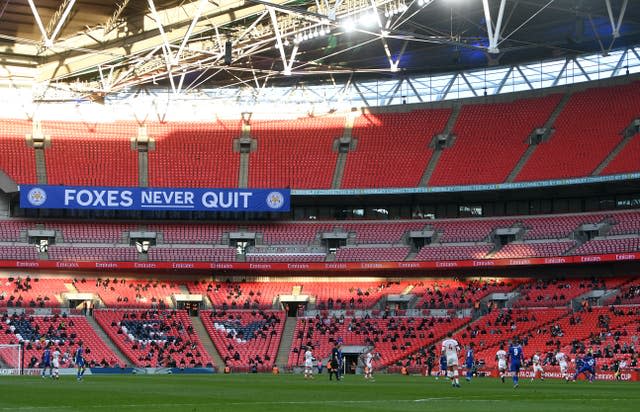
[0,0,639,410]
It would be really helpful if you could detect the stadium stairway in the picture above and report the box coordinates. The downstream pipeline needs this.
[274,316,297,369]
[420,103,461,186]
[506,92,572,182]
[331,114,355,189]
[191,315,225,370]
[34,147,47,184]
[85,314,130,367]
[591,127,639,175]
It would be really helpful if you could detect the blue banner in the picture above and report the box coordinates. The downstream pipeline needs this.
[19,185,290,212]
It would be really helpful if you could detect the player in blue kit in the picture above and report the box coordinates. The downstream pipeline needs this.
[508,340,524,388]
[464,345,474,382]
[41,345,53,378]
[436,353,447,380]
[74,342,86,381]
[573,351,596,383]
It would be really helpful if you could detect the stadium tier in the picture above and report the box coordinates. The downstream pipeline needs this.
[516,81,640,181]
[0,277,68,308]
[0,312,124,368]
[413,244,493,261]
[341,108,451,188]
[416,278,523,309]
[603,135,640,175]
[1,82,639,189]
[1,209,640,263]
[200,310,285,371]
[248,117,344,189]
[288,315,469,369]
[334,246,410,261]
[147,121,241,188]
[72,278,181,308]
[428,95,562,186]
[0,275,638,376]
[43,121,139,187]
[188,281,299,310]
[94,309,213,368]
[0,119,37,184]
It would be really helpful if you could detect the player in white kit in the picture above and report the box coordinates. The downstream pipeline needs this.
[555,351,569,381]
[52,347,61,380]
[531,351,545,381]
[496,345,508,383]
[304,346,315,379]
[362,350,375,381]
[441,332,461,388]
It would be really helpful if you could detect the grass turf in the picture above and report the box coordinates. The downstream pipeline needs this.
[0,373,637,412]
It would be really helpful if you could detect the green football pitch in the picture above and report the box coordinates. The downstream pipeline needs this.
[0,373,637,412]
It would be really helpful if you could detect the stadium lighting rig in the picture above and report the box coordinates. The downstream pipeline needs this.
[5,0,632,102]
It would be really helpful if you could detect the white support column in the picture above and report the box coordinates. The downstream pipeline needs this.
[482,0,506,54]
[175,0,209,65]
[47,0,77,48]
[370,0,399,72]
[605,0,627,38]
[329,0,344,21]
[104,0,132,34]
[27,0,51,46]
[147,0,175,68]
[268,6,293,75]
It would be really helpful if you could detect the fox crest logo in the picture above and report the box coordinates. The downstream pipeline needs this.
[265,191,285,209]
[27,187,47,206]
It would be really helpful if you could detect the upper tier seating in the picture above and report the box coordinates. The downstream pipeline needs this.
[2,82,640,190]
[0,312,124,368]
[0,119,36,184]
[44,121,138,186]
[94,309,213,368]
[602,134,640,175]
[342,108,451,188]
[200,310,285,371]
[430,95,562,186]
[517,82,640,181]
[248,117,344,189]
[147,121,241,188]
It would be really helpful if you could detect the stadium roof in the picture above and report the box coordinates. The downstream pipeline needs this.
[1,0,639,99]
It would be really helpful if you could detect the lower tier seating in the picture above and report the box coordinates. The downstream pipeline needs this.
[200,309,285,371]
[94,309,213,368]
[0,312,124,368]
